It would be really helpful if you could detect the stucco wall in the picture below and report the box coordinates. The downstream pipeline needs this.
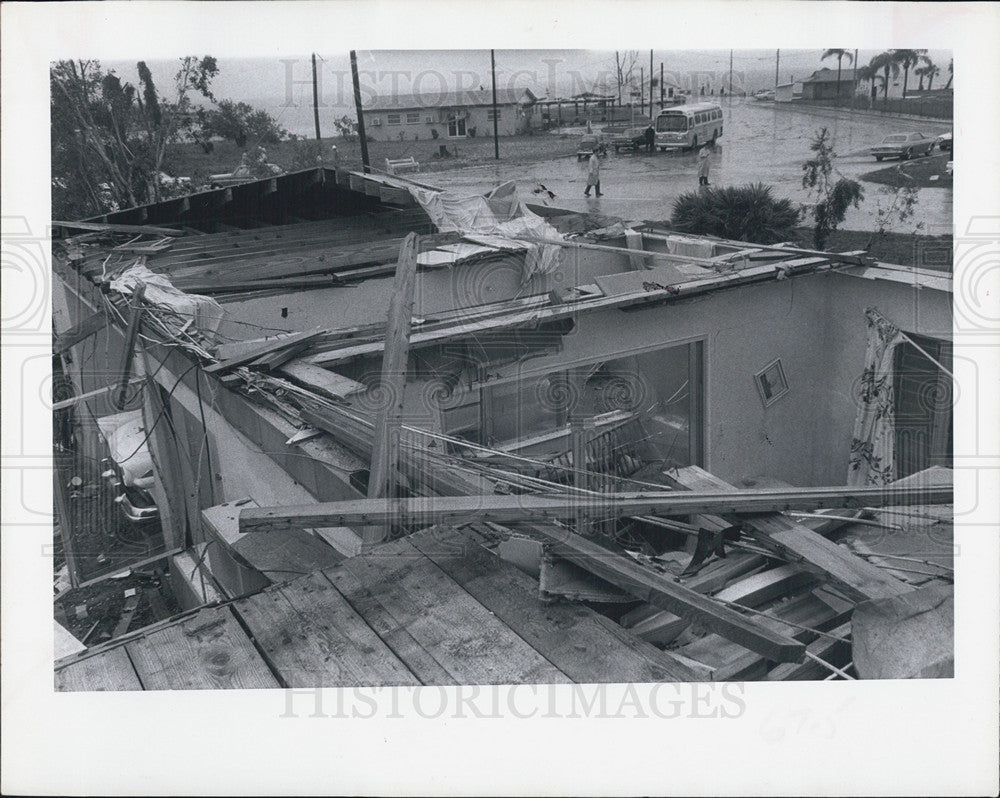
[365,104,527,140]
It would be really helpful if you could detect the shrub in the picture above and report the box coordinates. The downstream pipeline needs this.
[670,182,800,244]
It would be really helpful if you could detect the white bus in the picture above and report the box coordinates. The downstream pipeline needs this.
[654,102,723,151]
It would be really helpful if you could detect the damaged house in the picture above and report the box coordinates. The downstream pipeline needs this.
[51,166,954,689]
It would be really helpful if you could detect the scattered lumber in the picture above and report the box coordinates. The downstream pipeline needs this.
[204,329,325,374]
[53,220,186,237]
[277,361,365,400]
[238,483,952,533]
[662,467,914,602]
[517,522,805,663]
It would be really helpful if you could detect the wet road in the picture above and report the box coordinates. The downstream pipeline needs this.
[426,101,952,235]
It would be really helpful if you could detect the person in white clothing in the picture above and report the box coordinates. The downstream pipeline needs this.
[584,148,602,197]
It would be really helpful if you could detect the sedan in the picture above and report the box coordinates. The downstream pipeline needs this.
[871,132,937,161]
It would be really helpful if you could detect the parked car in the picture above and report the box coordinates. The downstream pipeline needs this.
[936,131,952,151]
[612,127,648,152]
[870,132,936,161]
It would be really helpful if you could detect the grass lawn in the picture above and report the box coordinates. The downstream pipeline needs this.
[164,132,582,186]
[859,151,953,189]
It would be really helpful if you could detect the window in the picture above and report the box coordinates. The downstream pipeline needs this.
[656,113,688,132]
[406,112,420,124]
[487,108,502,122]
[893,335,952,478]
[387,113,401,126]
[479,341,704,469]
[447,115,467,137]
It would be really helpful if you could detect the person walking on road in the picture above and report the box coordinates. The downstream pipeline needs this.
[644,125,655,154]
[697,145,711,187]
[584,148,602,197]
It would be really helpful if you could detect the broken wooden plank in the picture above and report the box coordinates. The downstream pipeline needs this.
[766,622,853,681]
[322,537,573,684]
[124,606,279,690]
[53,220,187,236]
[277,360,365,400]
[238,483,952,533]
[516,522,805,663]
[55,647,144,692]
[54,311,108,354]
[410,526,699,682]
[366,233,419,544]
[232,572,420,687]
[204,329,325,374]
[662,467,913,603]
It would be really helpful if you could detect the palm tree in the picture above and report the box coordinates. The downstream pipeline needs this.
[855,64,874,91]
[821,49,854,97]
[925,63,941,92]
[943,58,953,90]
[869,52,899,103]
[915,56,932,91]
[892,49,928,99]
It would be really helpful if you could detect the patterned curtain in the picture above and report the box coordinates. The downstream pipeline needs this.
[848,307,904,486]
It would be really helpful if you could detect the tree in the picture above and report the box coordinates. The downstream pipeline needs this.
[614,51,640,106]
[869,52,900,103]
[924,63,941,91]
[943,58,953,90]
[203,99,288,148]
[50,56,218,218]
[801,127,864,250]
[670,183,800,244]
[821,49,854,98]
[891,49,927,99]
[855,64,875,94]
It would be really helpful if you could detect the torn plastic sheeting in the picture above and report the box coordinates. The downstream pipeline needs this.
[406,181,563,280]
[96,409,155,489]
[110,262,225,335]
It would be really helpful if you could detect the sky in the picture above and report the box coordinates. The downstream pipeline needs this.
[105,48,953,138]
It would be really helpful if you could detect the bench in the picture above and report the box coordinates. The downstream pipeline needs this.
[385,156,420,175]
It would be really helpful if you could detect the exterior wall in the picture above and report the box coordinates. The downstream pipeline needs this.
[364,103,529,140]
[815,271,952,485]
[392,270,952,489]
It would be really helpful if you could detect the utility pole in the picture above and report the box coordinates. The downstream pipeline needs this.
[650,49,654,112]
[350,49,370,173]
[491,49,500,160]
[775,49,780,91]
[615,51,622,106]
[311,53,322,142]
[729,49,734,96]
[660,62,664,108]
[853,48,859,96]
[640,67,644,116]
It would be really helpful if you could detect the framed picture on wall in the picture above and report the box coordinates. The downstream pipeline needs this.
[754,358,789,407]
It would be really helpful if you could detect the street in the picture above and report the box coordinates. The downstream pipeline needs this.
[427,100,953,235]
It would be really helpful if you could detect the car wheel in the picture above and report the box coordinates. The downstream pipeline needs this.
[875,155,884,161]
